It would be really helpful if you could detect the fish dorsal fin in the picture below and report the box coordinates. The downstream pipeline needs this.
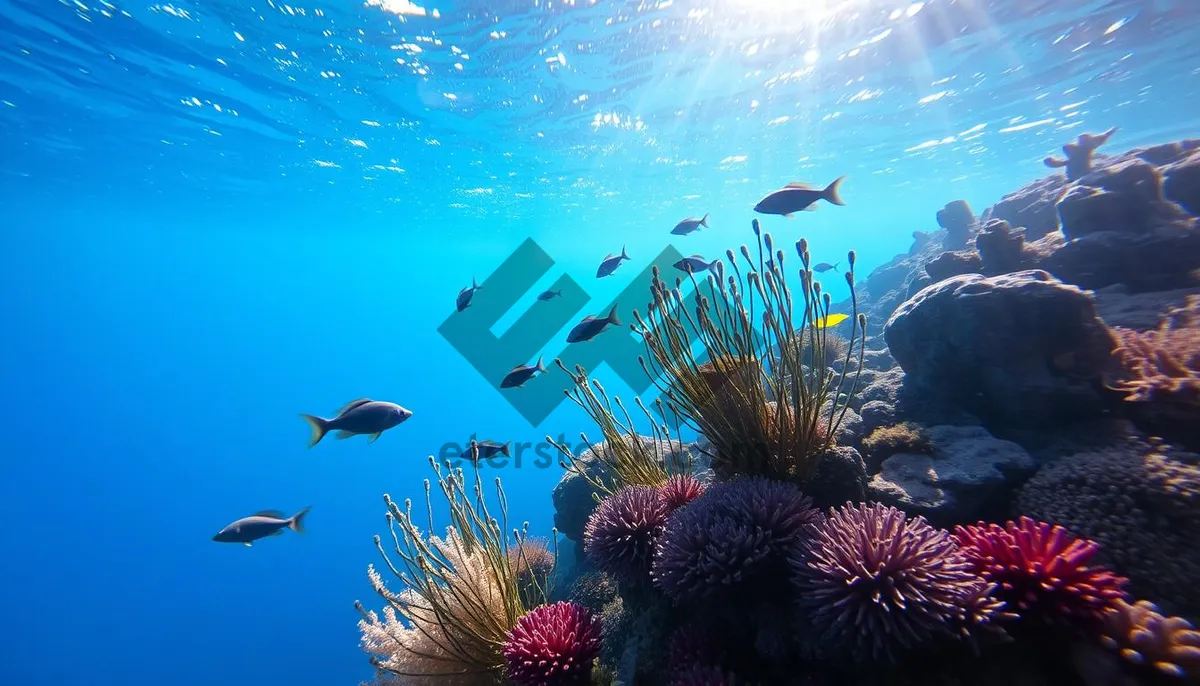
[785,181,813,189]
[508,361,529,373]
[602,253,616,261]
[337,398,373,415]
[580,314,597,324]
[689,254,706,260]
[254,509,287,519]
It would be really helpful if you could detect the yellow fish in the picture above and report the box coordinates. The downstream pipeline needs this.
[814,313,849,329]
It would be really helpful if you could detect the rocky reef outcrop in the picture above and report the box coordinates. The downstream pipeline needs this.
[884,270,1116,427]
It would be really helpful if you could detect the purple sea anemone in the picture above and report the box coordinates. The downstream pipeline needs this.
[659,474,706,513]
[653,477,820,603]
[953,517,1128,628]
[792,502,991,662]
[503,601,602,686]
[583,485,670,583]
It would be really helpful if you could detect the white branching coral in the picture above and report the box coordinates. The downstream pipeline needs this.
[358,528,507,685]
[355,459,555,685]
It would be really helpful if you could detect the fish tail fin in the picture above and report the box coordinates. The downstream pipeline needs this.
[607,303,622,327]
[700,213,709,227]
[555,289,563,296]
[621,244,628,260]
[289,506,312,534]
[299,414,331,448]
[823,176,846,206]
[536,355,545,373]
[472,276,481,289]
[501,441,512,457]
[834,262,841,272]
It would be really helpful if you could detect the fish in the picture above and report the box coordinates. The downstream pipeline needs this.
[813,262,839,273]
[753,176,846,217]
[500,356,546,388]
[596,246,630,278]
[537,289,563,301]
[673,255,719,274]
[671,214,709,236]
[814,313,849,329]
[567,304,622,343]
[469,439,511,461]
[299,398,413,447]
[456,277,482,312]
[212,507,311,547]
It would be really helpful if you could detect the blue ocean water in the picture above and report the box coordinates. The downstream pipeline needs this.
[1,0,1198,684]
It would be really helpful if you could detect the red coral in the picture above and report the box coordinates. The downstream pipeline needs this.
[953,517,1128,628]
[503,601,602,686]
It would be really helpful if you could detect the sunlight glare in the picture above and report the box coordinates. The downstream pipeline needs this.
[729,0,862,24]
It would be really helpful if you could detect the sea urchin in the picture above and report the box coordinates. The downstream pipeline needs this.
[583,485,670,583]
[792,502,992,662]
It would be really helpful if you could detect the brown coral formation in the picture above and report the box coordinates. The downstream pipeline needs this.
[861,421,932,468]
[1099,599,1200,681]
[1017,438,1200,619]
[1107,296,1200,449]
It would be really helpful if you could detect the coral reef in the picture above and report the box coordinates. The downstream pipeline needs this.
[566,571,617,614]
[860,421,932,467]
[792,502,996,662]
[884,270,1117,427]
[1099,599,1200,681]
[1044,127,1117,181]
[936,199,977,250]
[924,249,982,282]
[552,435,704,545]
[356,166,1200,685]
[954,517,1128,630]
[1017,439,1200,619]
[503,601,602,686]
[1106,296,1200,448]
[868,425,1035,526]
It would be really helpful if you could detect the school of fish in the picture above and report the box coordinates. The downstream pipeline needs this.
[213,175,848,548]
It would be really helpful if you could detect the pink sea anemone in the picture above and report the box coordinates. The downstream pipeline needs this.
[659,474,706,513]
[953,516,1128,628]
[503,601,602,686]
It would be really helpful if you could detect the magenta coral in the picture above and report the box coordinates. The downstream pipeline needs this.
[503,601,602,686]
[792,502,993,662]
[953,516,1128,628]
[659,474,706,513]
[583,485,670,583]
